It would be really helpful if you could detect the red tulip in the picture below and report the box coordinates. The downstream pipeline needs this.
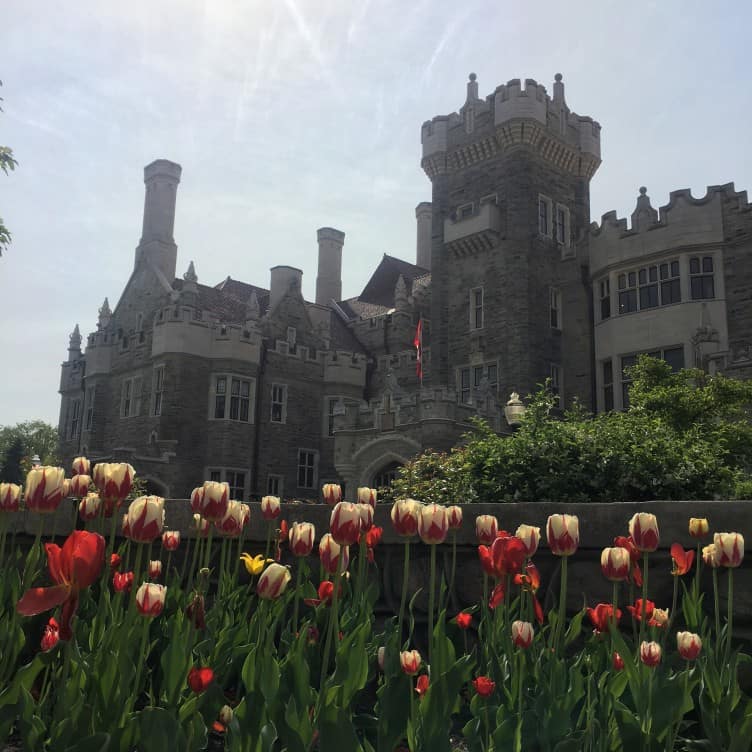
[488,583,505,610]
[113,571,134,592]
[40,617,60,652]
[187,666,214,694]
[626,598,655,623]
[628,513,659,553]
[472,676,496,697]
[364,525,383,563]
[17,530,105,640]
[612,652,624,671]
[479,533,527,580]
[514,563,544,624]
[614,535,643,586]
[670,543,695,576]
[162,530,181,551]
[586,603,621,634]
[330,502,361,546]
[110,553,122,571]
[304,580,336,607]
[455,612,472,630]
[640,641,661,668]
[415,674,430,697]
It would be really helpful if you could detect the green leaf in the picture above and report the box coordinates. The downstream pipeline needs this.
[64,733,113,752]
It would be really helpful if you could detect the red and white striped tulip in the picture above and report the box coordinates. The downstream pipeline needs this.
[24,467,66,513]
[418,503,449,545]
[689,517,709,539]
[639,641,661,668]
[319,533,349,574]
[193,513,210,537]
[200,481,229,522]
[135,583,167,617]
[257,562,292,599]
[601,546,631,582]
[547,514,579,556]
[629,513,660,553]
[0,483,21,512]
[357,487,377,508]
[447,506,463,530]
[400,649,421,675]
[475,515,498,545]
[148,560,162,580]
[289,522,316,556]
[714,532,744,567]
[322,483,342,506]
[261,495,281,521]
[391,499,421,537]
[330,502,361,546]
[123,496,165,543]
[78,493,102,521]
[516,524,541,556]
[357,503,374,532]
[190,486,204,514]
[162,530,181,551]
[677,631,702,661]
[511,620,534,649]
[71,456,91,476]
[215,501,249,538]
[69,474,91,498]
[98,463,135,508]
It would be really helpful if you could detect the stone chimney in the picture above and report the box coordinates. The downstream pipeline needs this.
[270,266,303,311]
[415,202,432,269]
[315,227,345,305]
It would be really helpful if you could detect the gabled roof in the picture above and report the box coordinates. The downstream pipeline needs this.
[172,277,270,322]
[357,254,429,307]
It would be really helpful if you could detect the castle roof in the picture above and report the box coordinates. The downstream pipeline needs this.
[357,254,429,308]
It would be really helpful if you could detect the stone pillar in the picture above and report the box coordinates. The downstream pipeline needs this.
[415,202,432,270]
[315,227,345,305]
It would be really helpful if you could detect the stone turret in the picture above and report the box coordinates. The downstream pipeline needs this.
[630,187,659,231]
[68,324,82,361]
[415,202,432,269]
[315,227,345,306]
[97,298,112,330]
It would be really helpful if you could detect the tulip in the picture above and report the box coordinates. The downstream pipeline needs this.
[240,553,272,576]
[135,582,166,617]
[187,666,214,694]
[17,530,105,639]
[62,479,71,498]
[472,676,496,697]
[261,495,281,520]
[289,522,316,556]
[702,543,720,568]
[455,612,472,630]
[670,543,694,576]
[357,503,374,533]
[418,504,449,545]
[330,502,361,546]
[113,571,134,592]
[200,481,229,522]
[162,530,180,551]
[400,649,421,675]
[215,500,249,538]
[148,560,162,580]
[515,524,540,556]
[322,483,342,506]
[69,474,91,498]
[193,513,210,537]
[190,486,204,513]
[475,514,498,545]
[186,592,206,630]
[99,463,135,509]
[319,533,349,575]
[447,505,463,530]
[71,456,91,476]
[614,535,643,587]
[78,493,102,521]
[40,617,60,652]
[714,532,744,568]
[377,646,386,671]
[124,496,165,543]
[511,620,534,649]
[689,517,709,539]
[364,525,383,563]
[612,652,625,671]
[601,547,631,582]
[0,483,21,512]
[357,487,377,508]
[547,514,579,556]
[415,674,430,697]
[110,553,121,570]
[257,562,292,599]
[24,466,66,513]
[586,603,621,634]
[627,598,655,623]
[479,533,527,580]
[218,705,233,726]
[640,640,661,668]
[303,580,337,607]
[628,512,659,553]
[390,499,421,537]
[650,608,669,627]
[677,631,702,661]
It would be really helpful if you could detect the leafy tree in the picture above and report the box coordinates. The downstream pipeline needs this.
[0,437,24,484]
[0,420,59,473]
[0,80,18,256]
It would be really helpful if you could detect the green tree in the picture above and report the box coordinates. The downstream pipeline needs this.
[0,80,18,256]
[0,420,59,472]
[0,437,24,484]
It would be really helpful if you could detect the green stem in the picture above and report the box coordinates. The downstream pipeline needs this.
[428,543,437,666]
[554,555,568,657]
[22,513,45,589]
[357,536,367,605]
[107,507,119,563]
[218,537,228,595]
[514,650,524,752]
[713,567,721,647]
[726,567,734,666]
[264,522,273,562]
[643,665,654,749]
[665,574,679,645]
[319,554,344,693]
[233,527,245,584]
[52,638,73,729]
[448,533,457,613]
[486,701,492,752]
[123,618,150,724]
[482,573,489,671]
[638,552,649,653]
[0,515,8,566]
[187,529,202,591]
[693,543,701,602]
[180,534,192,587]
[165,550,173,583]
[398,539,411,641]
[292,557,304,636]
[203,524,214,573]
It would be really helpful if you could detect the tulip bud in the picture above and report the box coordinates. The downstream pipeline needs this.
[400,649,421,675]
[390,499,421,537]
[113,571,134,592]
[600,546,631,582]
[193,514,210,537]
[24,467,66,513]
[472,676,496,697]
[257,562,292,599]
[69,474,91,498]
[72,456,91,476]
[547,514,579,556]
[418,503,449,545]
[215,500,249,538]
[261,495,281,521]
[135,582,167,617]
[639,640,661,668]
[124,496,165,543]
[357,487,377,508]
[677,631,702,661]
[162,530,180,551]
[288,522,316,557]
[357,503,374,533]
[78,493,102,521]
[218,705,233,726]
[110,553,122,570]
[148,560,162,580]
[186,592,206,629]
[713,532,744,568]
[200,481,229,522]
[377,646,386,671]
[322,483,342,506]
[40,617,60,652]
[628,513,659,553]
[319,533,349,575]
[456,612,472,630]
[702,544,721,568]
[187,666,214,694]
[100,463,135,508]
[511,620,534,649]
[475,514,498,545]
[612,652,625,671]
[0,483,22,512]
[689,517,709,539]
[330,502,361,546]
[447,506,463,530]
[515,524,541,556]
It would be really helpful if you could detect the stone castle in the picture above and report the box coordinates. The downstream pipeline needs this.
[58,74,752,499]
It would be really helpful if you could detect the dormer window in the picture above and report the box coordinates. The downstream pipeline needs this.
[457,203,474,220]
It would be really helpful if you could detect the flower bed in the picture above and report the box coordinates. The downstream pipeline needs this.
[0,464,750,751]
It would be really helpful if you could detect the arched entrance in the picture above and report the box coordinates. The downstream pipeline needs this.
[372,460,402,490]
[143,477,168,497]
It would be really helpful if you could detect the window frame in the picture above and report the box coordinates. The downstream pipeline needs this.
[120,376,141,418]
[689,255,715,300]
[69,398,81,440]
[206,467,249,501]
[602,359,614,412]
[209,373,255,423]
[599,278,611,320]
[84,387,94,431]
[554,203,570,247]
[297,449,318,490]
[550,287,562,330]
[267,474,284,498]
[470,287,484,330]
[538,195,553,237]
[152,365,165,417]
[270,383,288,424]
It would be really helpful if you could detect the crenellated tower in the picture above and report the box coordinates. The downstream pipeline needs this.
[420,73,601,409]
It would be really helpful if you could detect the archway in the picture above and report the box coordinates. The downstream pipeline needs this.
[143,477,168,497]
[372,460,402,490]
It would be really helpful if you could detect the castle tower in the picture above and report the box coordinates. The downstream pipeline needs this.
[415,202,432,269]
[135,159,182,281]
[315,227,345,305]
[421,73,601,409]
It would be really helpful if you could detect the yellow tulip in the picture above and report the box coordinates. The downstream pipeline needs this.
[240,553,272,576]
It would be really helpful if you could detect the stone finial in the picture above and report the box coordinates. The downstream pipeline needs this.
[69,324,82,351]
[183,260,197,283]
[631,186,658,231]
[553,72,566,104]
[97,297,112,330]
[245,290,260,322]
[466,72,479,103]
[394,275,409,311]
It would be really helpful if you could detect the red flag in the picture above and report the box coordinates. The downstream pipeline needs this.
[413,319,423,382]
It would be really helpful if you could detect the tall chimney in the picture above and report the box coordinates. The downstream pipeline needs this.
[135,159,181,280]
[315,227,345,305]
[415,202,432,269]
[270,265,303,311]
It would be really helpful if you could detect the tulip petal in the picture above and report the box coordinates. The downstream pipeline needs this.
[45,544,65,585]
[17,584,71,617]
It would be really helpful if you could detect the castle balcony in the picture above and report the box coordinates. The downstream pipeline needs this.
[443,202,501,256]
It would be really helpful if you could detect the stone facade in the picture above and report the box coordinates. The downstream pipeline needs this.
[58,73,752,499]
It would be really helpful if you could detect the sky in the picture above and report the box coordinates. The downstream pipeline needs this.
[1,0,751,427]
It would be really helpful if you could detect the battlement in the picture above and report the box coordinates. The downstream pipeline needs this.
[323,349,368,388]
[421,74,601,179]
[590,183,751,274]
